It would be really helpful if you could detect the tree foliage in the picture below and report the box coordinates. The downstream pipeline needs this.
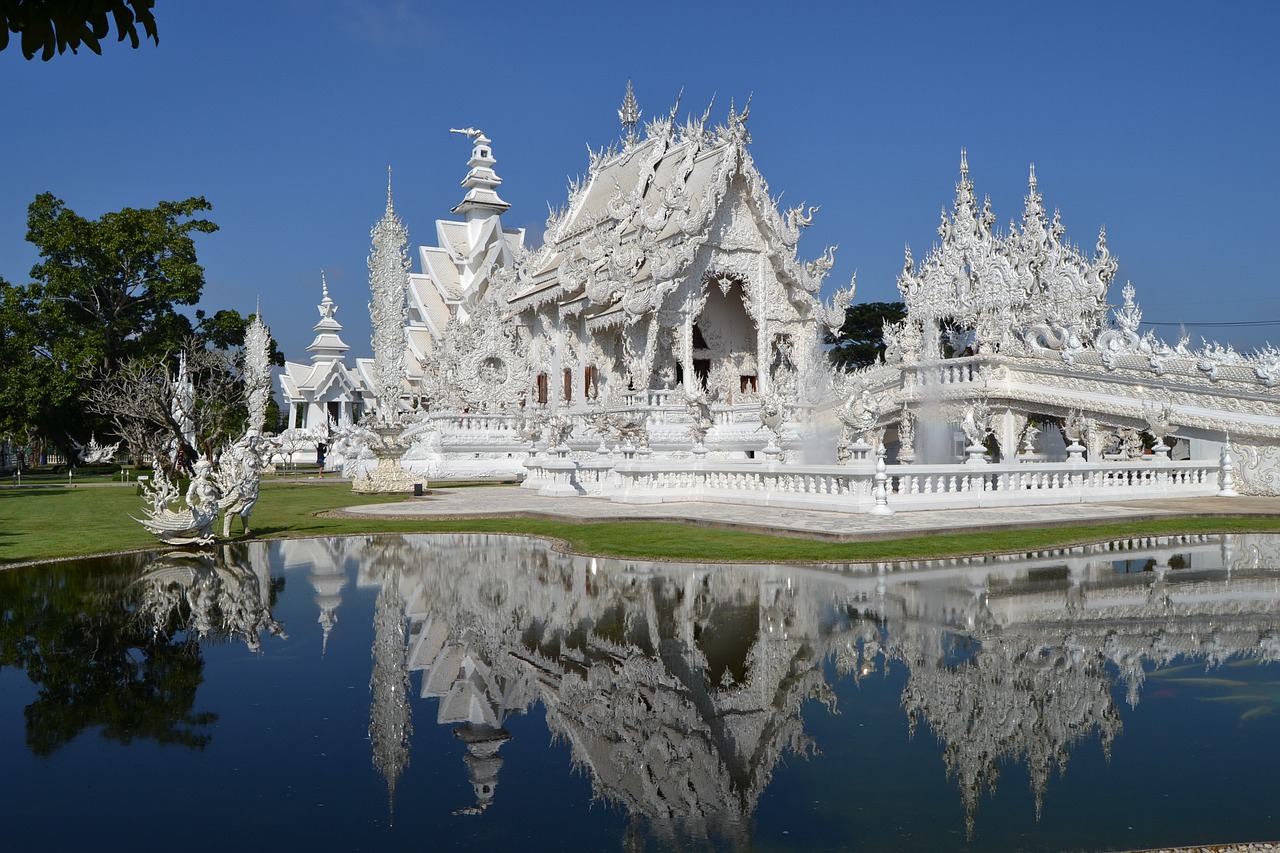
[4,193,219,458]
[26,192,218,374]
[0,274,83,456]
[1,0,158,60]
[826,301,907,371]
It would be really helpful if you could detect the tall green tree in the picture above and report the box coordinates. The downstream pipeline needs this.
[9,193,217,458]
[826,301,907,371]
[26,192,218,374]
[1,0,158,60]
[0,275,82,458]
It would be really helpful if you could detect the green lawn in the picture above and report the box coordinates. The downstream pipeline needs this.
[3,479,1280,567]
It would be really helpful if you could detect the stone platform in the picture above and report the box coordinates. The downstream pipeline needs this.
[339,486,1280,544]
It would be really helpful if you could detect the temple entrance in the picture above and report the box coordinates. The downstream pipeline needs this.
[693,275,758,399]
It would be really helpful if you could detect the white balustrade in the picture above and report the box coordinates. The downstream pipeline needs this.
[609,456,1223,512]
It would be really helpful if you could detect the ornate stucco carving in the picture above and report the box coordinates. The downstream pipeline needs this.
[369,172,410,423]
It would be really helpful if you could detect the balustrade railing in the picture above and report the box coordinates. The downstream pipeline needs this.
[426,412,521,432]
[604,456,1223,512]
[911,355,984,387]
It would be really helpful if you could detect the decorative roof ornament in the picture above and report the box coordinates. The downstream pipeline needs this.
[308,271,350,364]
[618,80,641,144]
[448,128,511,219]
[318,270,335,321]
[720,94,752,143]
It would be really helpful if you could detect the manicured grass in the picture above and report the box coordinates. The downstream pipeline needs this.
[3,479,1280,567]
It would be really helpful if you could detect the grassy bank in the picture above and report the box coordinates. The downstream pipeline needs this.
[3,479,1280,567]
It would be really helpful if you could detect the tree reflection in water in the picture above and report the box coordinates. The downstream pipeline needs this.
[0,543,287,757]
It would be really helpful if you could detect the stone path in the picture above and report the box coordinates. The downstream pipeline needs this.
[340,486,1280,543]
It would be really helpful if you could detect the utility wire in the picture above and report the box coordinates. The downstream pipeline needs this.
[1141,320,1280,328]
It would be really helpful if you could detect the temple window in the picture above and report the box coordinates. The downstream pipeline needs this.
[536,373,548,405]
[563,367,573,401]
[693,359,711,390]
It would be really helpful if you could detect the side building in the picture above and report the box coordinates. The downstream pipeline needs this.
[278,274,376,445]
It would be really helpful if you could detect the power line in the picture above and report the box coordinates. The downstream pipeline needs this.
[1141,320,1280,328]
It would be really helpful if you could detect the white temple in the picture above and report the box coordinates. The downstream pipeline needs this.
[283,84,1280,501]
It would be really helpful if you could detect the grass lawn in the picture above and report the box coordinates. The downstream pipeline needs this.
[3,479,1280,567]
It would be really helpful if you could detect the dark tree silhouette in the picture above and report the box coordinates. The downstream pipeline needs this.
[826,301,907,370]
[1,0,158,60]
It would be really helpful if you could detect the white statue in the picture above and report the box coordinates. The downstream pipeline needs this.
[216,431,267,537]
[686,394,715,448]
[137,457,220,546]
[70,433,121,465]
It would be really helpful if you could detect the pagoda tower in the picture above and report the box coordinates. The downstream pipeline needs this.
[308,272,351,365]
[449,128,511,221]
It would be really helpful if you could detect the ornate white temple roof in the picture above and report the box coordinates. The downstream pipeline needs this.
[507,90,835,332]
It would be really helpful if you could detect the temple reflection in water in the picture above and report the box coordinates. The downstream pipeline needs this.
[270,532,1280,843]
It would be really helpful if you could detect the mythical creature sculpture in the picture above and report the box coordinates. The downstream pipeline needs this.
[544,414,575,449]
[137,457,220,546]
[1062,409,1087,447]
[960,400,991,449]
[837,392,879,446]
[685,394,715,448]
[758,394,786,450]
[216,431,268,537]
[70,433,121,465]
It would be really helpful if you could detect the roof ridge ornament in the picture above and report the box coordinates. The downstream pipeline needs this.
[618,81,641,144]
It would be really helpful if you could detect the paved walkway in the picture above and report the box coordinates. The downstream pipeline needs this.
[339,486,1280,543]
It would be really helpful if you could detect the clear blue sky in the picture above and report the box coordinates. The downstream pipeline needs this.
[4,1,1279,362]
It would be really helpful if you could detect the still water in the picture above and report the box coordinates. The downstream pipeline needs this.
[2,533,1279,851]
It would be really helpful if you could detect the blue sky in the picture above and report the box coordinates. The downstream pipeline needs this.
[4,1,1279,362]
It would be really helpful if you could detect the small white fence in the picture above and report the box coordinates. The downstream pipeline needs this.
[521,454,1226,513]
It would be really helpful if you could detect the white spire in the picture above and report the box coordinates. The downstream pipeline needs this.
[307,271,350,364]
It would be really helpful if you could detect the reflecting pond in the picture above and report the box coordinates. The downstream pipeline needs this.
[3,533,1280,851]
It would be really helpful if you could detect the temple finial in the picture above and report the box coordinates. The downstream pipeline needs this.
[1028,162,1037,191]
[386,166,394,212]
[960,148,969,177]
[618,80,640,141]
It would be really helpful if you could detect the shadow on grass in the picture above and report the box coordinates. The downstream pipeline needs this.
[0,488,74,499]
